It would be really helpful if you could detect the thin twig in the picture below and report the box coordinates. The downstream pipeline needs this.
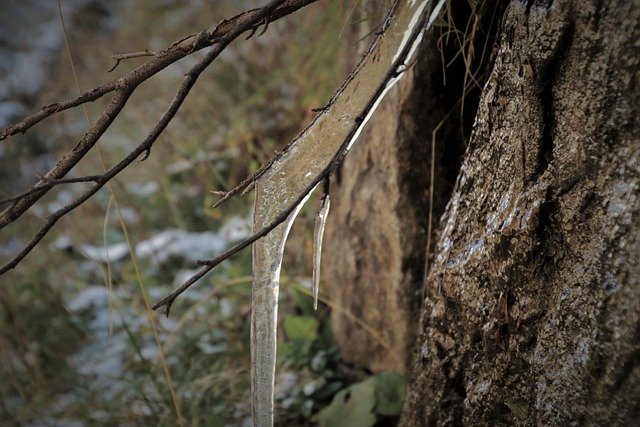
[108,50,156,72]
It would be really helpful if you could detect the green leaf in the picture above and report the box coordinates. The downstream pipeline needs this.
[283,315,318,342]
[373,372,406,416]
[313,378,377,427]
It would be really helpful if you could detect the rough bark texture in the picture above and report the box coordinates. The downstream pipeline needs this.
[400,0,640,425]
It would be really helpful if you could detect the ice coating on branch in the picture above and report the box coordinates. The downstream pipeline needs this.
[404,0,446,64]
[312,194,330,310]
[344,0,445,154]
[392,0,430,64]
[427,0,447,30]
[250,0,444,424]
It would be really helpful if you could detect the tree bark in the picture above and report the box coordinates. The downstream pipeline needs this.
[326,0,640,424]
[403,0,640,424]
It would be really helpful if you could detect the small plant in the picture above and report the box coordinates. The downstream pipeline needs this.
[314,372,407,427]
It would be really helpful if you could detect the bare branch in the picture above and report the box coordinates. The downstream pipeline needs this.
[0,0,318,275]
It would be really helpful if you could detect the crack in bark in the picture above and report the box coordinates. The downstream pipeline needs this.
[534,21,575,178]
[593,0,605,30]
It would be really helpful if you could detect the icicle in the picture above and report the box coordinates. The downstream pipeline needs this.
[251,190,312,427]
[312,192,330,310]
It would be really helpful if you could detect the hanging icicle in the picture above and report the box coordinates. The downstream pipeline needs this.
[312,180,331,310]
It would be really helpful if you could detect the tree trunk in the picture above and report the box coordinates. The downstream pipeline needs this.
[326,0,640,424]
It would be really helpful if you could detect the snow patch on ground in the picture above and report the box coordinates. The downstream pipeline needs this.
[52,215,253,265]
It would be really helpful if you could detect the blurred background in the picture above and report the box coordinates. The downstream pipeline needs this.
[0,0,405,425]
